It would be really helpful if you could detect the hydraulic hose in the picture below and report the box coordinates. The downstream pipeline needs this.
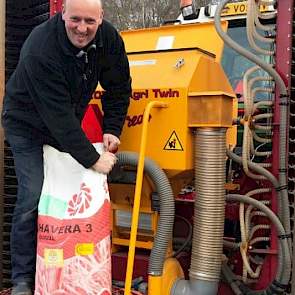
[116,152,175,276]
[247,0,274,55]
[226,194,291,295]
[226,150,291,293]
[215,0,291,253]
[227,149,281,215]
[221,261,243,295]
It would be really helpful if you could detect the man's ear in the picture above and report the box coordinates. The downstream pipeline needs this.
[97,9,104,25]
[61,5,66,20]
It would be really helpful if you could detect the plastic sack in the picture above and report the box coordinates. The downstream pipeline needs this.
[35,143,111,295]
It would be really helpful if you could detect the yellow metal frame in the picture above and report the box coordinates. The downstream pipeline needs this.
[110,180,159,252]
[121,21,228,62]
[148,258,184,295]
[91,21,237,176]
[124,101,168,295]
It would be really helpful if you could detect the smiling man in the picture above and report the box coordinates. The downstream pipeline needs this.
[63,0,104,48]
[2,0,131,294]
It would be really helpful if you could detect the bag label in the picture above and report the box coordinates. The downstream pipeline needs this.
[44,249,64,267]
[75,243,94,256]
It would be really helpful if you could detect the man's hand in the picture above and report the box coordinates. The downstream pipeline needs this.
[103,133,120,153]
[92,152,117,174]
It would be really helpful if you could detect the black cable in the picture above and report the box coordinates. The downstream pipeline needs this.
[172,214,193,258]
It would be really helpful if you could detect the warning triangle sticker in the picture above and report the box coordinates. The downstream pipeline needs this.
[164,131,183,151]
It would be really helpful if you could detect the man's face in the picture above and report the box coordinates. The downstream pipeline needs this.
[62,0,103,49]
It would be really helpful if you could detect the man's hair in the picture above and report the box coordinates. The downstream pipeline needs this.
[63,0,103,9]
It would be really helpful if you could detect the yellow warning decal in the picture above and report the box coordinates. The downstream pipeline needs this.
[75,243,94,256]
[44,249,63,267]
[164,131,183,151]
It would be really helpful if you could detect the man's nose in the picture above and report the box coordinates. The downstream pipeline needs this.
[77,21,87,33]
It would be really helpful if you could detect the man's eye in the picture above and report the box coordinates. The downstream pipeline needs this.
[70,17,80,22]
[85,20,96,25]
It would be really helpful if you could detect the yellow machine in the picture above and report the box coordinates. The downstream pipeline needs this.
[91,20,237,295]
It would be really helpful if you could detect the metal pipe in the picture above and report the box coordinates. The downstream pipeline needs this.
[172,128,227,295]
[190,128,226,282]
[172,279,219,295]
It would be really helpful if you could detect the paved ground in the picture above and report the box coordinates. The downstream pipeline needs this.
[0,289,11,295]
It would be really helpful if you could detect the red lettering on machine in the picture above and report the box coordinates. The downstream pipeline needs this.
[152,88,180,98]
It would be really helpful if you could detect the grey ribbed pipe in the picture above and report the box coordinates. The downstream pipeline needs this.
[172,128,227,295]
[116,152,175,276]
[190,128,227,282]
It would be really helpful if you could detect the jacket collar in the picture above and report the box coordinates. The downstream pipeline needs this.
[56,12,103,57]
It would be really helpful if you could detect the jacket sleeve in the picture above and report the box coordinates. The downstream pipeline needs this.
[21,54,100,168]
[99,32,131,138]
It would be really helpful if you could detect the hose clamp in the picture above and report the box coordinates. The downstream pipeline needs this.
[277,233,292,240]
[275,185,288,192]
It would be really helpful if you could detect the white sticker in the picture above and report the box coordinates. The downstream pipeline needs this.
[129,60,157,67]
[156,36,175,50]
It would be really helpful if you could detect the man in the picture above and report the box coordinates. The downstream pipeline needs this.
[2,0,131,294]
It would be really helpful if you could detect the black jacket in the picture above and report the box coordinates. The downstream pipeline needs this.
[2,13,131,168]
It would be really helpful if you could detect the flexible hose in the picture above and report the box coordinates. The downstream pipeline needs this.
[226,194,291,295]
[190,128,226,282]
[250,145,272,157]
[227,149,281,218]
[253,113,273,121]
[249,78,274,114]
[116,152,175,276]
[249,224,271,240]
[215,0,291,254]
[258,0,276,6]
[254,7,276,31]
[245,189,271,234]
[242,122,266,180]
[243,66,260,117]
[253,101,273,110]
[246,0,274,55]
[252,131,272,144]
[221,261,243,295]
[252,87,274,96]
[223,240,240,249]
[226,150,292,292]
[248,0,275,45]
[239,188,271,281]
